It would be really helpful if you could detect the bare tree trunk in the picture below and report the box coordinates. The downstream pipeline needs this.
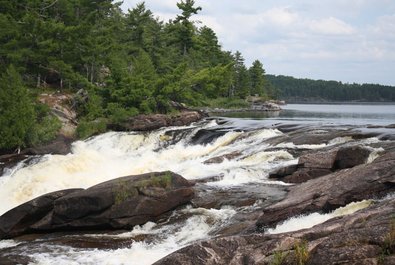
[90,62,94,83]
[85,64,89,80]
[37,73,41,88]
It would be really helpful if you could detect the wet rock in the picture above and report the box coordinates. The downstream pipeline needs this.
[203,151,242,164]
[257,152,395,229]
[190,129,228,145]
[0,189,82,239]
[268,164,298,179]
[269,145,372,183]
[23,135,74,156]
[0,154,29,176]
[267,125,375,145]
[191,183,287,210]
[333,145,372,170]
[108,111,205,132]
[0,172,194,239]
[154,197,395,265]
[298,149,338,169]
[189,175,224,184]
[0,254,32,265]
[282,168,332,183]
[0,135,74,176]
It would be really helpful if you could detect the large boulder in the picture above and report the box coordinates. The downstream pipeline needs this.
[0,171,194,239]
[154,197,395,265]
[257,151,395,229]
[269,145,372,183]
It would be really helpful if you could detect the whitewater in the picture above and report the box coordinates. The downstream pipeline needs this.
[0,118,378,264]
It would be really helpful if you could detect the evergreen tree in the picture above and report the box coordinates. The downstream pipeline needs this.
[173,0,202,56]
[0,66,35,150]
[249,60,266,96]
[233,51,250,98]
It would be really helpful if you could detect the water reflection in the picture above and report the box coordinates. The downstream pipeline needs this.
[210,104,395,126]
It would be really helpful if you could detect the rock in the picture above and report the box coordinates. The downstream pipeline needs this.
[39,93,77,137]
[23,135,74,156]
[298,149,338,169]
[269,145,372,183]
[267,125,375,145]
[0,154,29,176]
[0,135,74,177]
[190,129,228,145]
[282,168,332,183]
[108,111,205,132]
[191,182,287,210]
[203,151,242,164]
[333,145,372,170]
[0,171,194,239]
[154,197,395,265]
[0,189,82,239]
[256,152,395,229]
[269,164,298,179]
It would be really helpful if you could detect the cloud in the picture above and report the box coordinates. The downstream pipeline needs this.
[121,0,395,85]
[259,7,299,27]
[309,17,355,35]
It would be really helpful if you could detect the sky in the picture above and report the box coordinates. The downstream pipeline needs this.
[121,0,395,85]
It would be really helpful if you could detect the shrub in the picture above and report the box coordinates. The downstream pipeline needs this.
[294,240,309,265]
[271,250,287,265]
[76,119,107,139]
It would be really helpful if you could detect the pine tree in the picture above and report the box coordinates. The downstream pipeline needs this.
[0,66,35,150]
[249,60,266,96]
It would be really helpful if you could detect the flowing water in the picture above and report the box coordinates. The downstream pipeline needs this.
[1,104,394,264]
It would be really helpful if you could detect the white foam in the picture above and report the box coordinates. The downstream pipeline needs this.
[366,147,384,164]
[27,207,236,265]
[0,126,286,215]
[275,142,327,149]
[0,239,20,249]
[267,200,372,234]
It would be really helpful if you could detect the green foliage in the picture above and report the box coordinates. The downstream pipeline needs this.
[1,0,275,145]
[267,75,395,102]
[0,66,60,150]
[294,240,309,265]
[270,250,287,265]
[76,119,107,139]
[106,103,138,123]
[114,183,138,205]
[249,60,266,96]
[27,103,62,146]
[382,218,395,254]
[0,66,35,150]
[201,97,249,109]
[139,172,173,189]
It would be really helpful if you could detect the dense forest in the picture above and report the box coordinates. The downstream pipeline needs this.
[267,75,395,103]
[0,0,272,150]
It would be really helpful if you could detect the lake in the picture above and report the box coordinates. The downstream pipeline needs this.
[211,103,395,126]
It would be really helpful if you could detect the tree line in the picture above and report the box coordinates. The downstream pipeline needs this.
[267,75,395,102]
[0,0,271,150]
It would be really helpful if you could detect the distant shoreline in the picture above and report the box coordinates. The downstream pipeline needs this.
[283,101,395,105]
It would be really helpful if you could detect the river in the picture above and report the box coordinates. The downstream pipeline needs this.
[0,104,394,264]
[211,103,395,126]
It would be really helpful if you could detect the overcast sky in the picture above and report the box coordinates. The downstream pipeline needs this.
[121,0,395,85]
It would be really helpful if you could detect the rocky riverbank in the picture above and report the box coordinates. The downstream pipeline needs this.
[201,100,282,113]
[0,120,394,264]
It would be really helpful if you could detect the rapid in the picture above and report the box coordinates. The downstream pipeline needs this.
[0,116,382,264]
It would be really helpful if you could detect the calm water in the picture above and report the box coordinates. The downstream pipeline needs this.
[211,104,395,126]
